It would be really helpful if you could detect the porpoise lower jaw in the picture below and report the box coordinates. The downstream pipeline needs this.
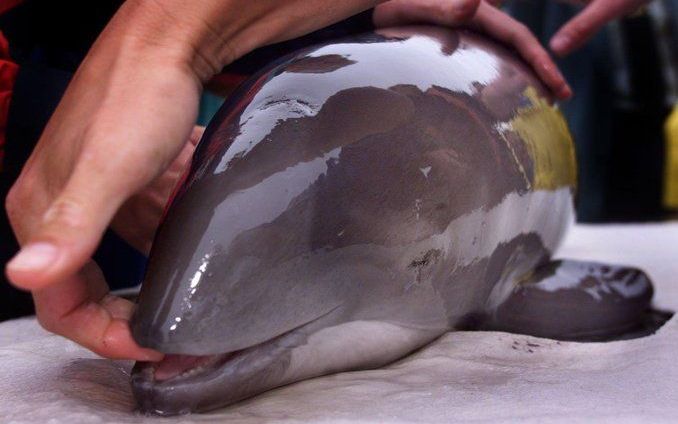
[131,320,442,415]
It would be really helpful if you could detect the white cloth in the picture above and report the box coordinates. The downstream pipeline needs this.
[1,223,677,423]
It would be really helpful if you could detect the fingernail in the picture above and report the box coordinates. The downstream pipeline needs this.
[550,35,571,54]
[7,242,59,272]
[141,349,165,362]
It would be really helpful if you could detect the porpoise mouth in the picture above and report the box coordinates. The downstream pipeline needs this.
[130,325,312,415]
[133,322,311,386]
[131,308,342,415]
[140,351,241,382]
[131,343,276,416]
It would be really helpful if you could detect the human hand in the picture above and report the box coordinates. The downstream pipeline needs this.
[5,125,203,360]
[550,0,651,56]
[4,0,396,360]
[374,0,572,99]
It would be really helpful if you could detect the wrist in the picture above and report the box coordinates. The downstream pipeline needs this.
[112,0,386,82]
[111,0,240,82]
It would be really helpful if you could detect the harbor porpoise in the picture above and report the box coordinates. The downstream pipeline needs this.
[130,26,655,415]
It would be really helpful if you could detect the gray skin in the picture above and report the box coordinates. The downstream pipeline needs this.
[130,27,653,415]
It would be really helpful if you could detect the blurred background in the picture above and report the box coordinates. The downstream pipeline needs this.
[1,0,677,321]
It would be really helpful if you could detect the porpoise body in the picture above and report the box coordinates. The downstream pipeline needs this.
[130,27,653,415]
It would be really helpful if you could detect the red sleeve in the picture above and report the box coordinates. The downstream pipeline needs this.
[0,30,18,170]
[0,0,23,15]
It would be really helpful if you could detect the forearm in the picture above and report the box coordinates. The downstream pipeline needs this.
[111,0,386,82]
[225,9,376,76]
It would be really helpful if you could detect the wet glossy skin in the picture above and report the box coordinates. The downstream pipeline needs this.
[130,26,582,414]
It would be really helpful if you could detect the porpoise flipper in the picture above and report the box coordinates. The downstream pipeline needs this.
[480,260,655,341]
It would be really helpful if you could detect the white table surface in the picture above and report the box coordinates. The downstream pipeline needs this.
[1,223,677,423]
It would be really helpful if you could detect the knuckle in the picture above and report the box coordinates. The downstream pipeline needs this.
[5,182,29,228]
[43,197,87,230]
[434,0,478,21]
[513,23,531,39]
[565,20,587,40]
[535,58,552,75]
[393,5,409,24]
[424,1,449,18]
[5,186,20,225]
[36,313,59,334]
[456,0,481,18]
[509,23,533,45]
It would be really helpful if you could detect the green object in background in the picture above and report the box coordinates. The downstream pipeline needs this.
[198,91,226,127]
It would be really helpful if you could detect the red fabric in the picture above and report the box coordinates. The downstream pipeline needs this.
[0,0,22,15]
[0,0,22,169]
[0,30,18,170]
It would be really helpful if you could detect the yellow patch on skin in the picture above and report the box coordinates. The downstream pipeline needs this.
[663,105,678,209]
[511,87,577,190]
